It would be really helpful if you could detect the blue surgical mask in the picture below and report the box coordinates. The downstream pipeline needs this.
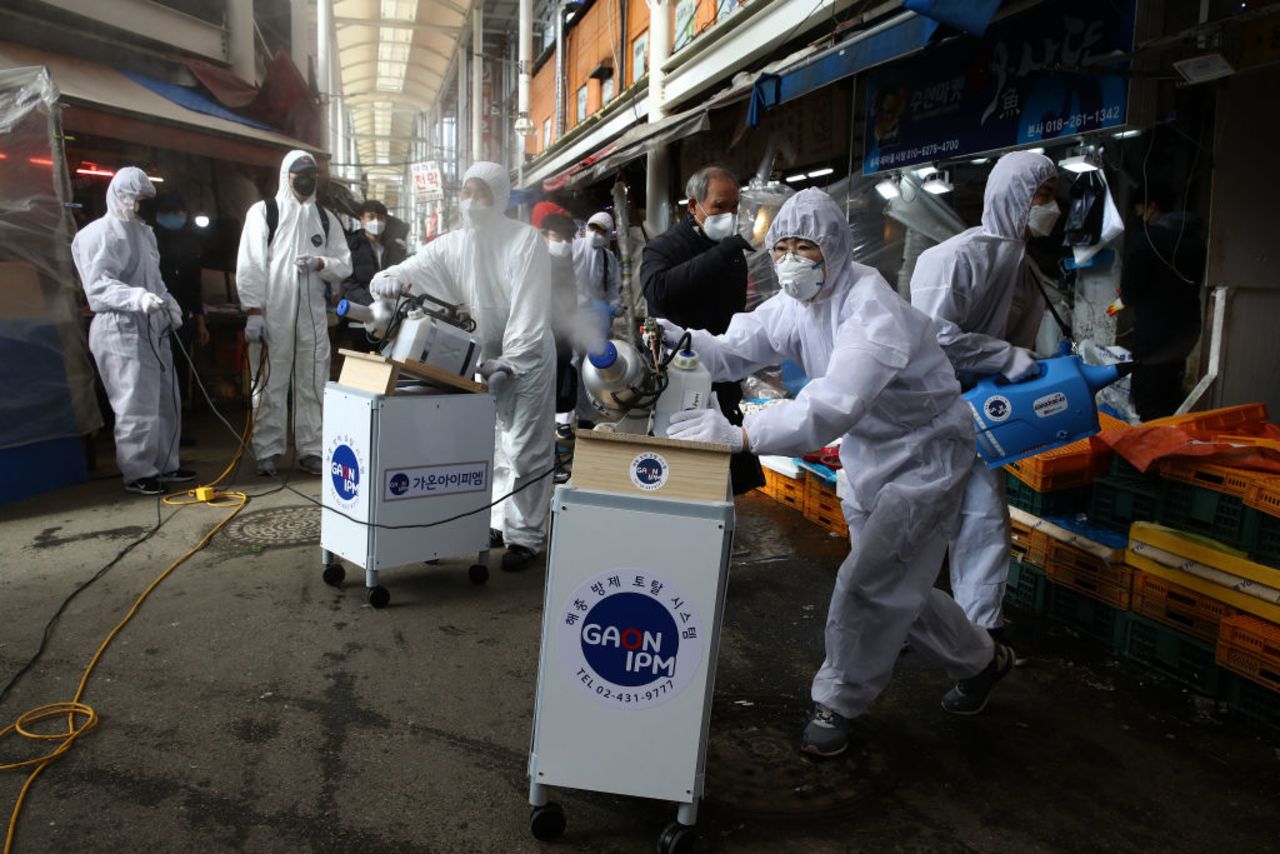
[157,212,187,230]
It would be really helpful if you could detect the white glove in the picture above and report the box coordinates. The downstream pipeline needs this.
[1001,347,1041,382]
[370,272,408,300]
[656,317,687,350]
[244,314,266,344]
[166,298,183,330]
[138,292,165,313]
[666,395,744,450]
[295,254,324,273]
[479,358,515,380]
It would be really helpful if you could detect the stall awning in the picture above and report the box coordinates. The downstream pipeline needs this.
[562,109,715,190]
[0,41,318,167]
[747,12,938,127]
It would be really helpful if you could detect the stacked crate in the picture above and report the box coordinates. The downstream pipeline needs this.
[802,472,849,538]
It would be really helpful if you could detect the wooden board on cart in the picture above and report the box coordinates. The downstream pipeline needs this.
[570,429,731,503]
[336,349,488,396]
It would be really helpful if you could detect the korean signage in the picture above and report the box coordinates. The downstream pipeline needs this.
[863,0,1135,174]
[383,461,488,501]
[559,570,704,710]
[410,161,443,202]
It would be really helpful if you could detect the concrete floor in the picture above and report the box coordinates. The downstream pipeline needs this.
[2,418,1279,853]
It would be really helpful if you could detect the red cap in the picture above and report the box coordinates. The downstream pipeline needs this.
[532,201,571,230]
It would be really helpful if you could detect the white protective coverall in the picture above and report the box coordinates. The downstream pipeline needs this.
[570,223,622,422]
[72,168,183,483]
[909,151,1055,628]
[375,162,556,551]
[235,150,352,462]
[686,188,993,719]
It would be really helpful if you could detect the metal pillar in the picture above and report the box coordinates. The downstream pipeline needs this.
[290,0,309,80]
[317,0,333,156]
[226,0,256,83]
[554,3,566,138]
[457,48,468,175]
[645,0,672,235]
[472,6,484,164]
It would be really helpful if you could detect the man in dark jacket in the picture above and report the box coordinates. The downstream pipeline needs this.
[641,166,765,494]
[1120,182,1205,421]
[154,193,207,443]
[340,199,407,351]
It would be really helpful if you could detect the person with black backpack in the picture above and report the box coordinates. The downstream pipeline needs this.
[235,151,352,477]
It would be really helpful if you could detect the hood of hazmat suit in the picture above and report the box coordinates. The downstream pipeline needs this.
[71,167,182,482]
[374,161,555,551]
[684,187,975,512]
[909,150,1056,377]
[234,149,352,461]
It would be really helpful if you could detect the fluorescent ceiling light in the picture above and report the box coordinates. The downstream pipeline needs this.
[807,167,834,178]
[1058,153,1101,173]
[1112,129,1141,139]
[874,178,900,200]
[1025,147,1045,155]
[194,214,211,228]
[969,158,990,165]
[921,171,953,194]
[784,173,807,183]
[911,166,934,179]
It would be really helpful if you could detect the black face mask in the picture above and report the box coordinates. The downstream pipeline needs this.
[292,174,317,197]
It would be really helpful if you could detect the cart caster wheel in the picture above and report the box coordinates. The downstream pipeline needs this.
[366,586,390,609]
[468,564,489,585]
[322,563,345,587]
[529,802,565,842]
[657,822,696,854]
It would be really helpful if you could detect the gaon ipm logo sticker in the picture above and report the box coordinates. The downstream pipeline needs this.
[326,434,364,510]
[629,451,669,492]
[558,570,703,710]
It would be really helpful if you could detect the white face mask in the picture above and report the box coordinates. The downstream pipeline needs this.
[460,198,497,230]
[364,219,385,236]
[590,232,609,249]
[697,202,737,243]
[547,239,571,258]
[1026,200,1061,238]
[774,252,825,302]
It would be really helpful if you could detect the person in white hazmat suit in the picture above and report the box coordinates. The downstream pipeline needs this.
[73,167,195,496]
[236,151,352,477]
[569,210,623,428]
[663,188,1013,757]
[370,162,556,573]
[909,151,1059,637]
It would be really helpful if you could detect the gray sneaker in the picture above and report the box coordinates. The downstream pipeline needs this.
[256,455,279,477]
[800,703,853,757]
[297,454,324,476]
[942,642,1015,715]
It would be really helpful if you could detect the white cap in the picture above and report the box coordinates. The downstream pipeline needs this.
[587,211,614,233]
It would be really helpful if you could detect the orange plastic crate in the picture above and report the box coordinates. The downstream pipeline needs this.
[803,474,849,537]
[1217,614,1280,693]
[1009,517,1049,568]
[1146,403,1269,432]
[1132,570,1238,644]
[1044,540,1133,608]
[1004,413,1130,492]
[1156,459,1271,498]
[763,468,805,511]
[1243,476,1280,517]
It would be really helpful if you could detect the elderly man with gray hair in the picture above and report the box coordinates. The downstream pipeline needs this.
[641,165,765,494]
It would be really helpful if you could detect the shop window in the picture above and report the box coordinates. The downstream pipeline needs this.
[543,118,552,149]
[602,77,614,105]
[576,85,588,123]
[632,32,648,83]
[717,0,739,21]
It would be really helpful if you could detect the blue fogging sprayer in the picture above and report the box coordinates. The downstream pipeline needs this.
[963,353,1135,468]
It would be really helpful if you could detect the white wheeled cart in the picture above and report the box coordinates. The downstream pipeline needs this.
[526,431,734,852]
[319,357,496,609]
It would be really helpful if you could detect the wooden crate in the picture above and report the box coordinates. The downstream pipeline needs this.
[569,430,731,502]
[761,467,805,511]
[803,473,849,538]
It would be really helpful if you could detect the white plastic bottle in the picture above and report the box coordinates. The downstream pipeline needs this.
[654,349,713,438]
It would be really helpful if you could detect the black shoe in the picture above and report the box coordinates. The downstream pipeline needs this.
[297,454,324,476]
[159,468,197,483]
[554,469,571,485]
[489,528,505,548]
[800,703,854,757]
[124,477,163,496]
[942,643,1015,716]
[257,455,279,477]
[555,424,575,442]
[501,544,537,572]
[578,420,595,431]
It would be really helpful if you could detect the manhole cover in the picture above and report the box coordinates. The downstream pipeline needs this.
[223,505,320,547]
[704,695,896,820]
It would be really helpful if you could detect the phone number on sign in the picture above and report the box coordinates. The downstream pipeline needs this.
[576,669,675,705]
[1026,106,1122,137]
[868,140,961,171]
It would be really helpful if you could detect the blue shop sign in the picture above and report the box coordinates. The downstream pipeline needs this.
[864,0,1135,175]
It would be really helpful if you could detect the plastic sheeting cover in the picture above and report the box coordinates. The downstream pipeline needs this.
[0,66,102,448]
